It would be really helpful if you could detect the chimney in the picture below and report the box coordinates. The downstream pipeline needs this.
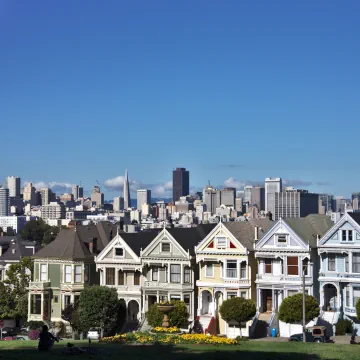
[254,226,259,241]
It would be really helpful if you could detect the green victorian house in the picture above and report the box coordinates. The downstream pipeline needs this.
[27,222,117,323]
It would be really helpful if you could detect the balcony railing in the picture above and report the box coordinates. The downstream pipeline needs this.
[116,285,142,292]
[256,274,313,282]
[29,281,51,290]
[319,271,360,279]
[144,281,192,289]
[223,279,250,285]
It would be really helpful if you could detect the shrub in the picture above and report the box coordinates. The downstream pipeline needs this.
[356,298,360,321]
[28,329,40,340]
[26,321,44,330]
[335,319,353,335]
[147,300,189,328]
[279,293,319,323]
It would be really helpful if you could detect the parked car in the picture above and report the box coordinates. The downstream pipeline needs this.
[289,326,329,343]
[1,327,17,337]
[87,328,100,340]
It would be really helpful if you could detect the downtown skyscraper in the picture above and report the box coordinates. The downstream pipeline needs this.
[123,169,131,209]
[172,167,189,203]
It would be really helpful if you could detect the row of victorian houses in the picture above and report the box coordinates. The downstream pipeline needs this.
[26,213,360,338]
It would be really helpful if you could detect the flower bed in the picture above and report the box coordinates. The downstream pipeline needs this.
[152,326,180,334]
[100,332,238,345]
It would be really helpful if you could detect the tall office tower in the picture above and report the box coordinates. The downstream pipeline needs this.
[235,197,243,212]
[244,185,253,204]
[0,187,10,216]
[251,186,265,210]
[23,182,36,205]
[274,189,319,220]
[113,196,124,212]
[352,193,360,211]
[220,188,236,207]
[137,189,151,210]
[172,168,190,202]
[265,177,282,215]
[123,169,131,209]
[5,176,20,197]
[333,196,346,213]
[91,185,104,207]
[72,185,84,200]
[203,185,221,214]
[40,188,54,205]
[319,194,334,213]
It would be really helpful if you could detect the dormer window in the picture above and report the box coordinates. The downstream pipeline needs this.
[115,248,124,257]
[216,237,227,249]
[342,230,353,242]
[277,234,287,244]
[161,243,170,252]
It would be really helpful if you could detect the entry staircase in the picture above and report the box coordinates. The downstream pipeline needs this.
[198,315,215,334]
[249,312,274,339]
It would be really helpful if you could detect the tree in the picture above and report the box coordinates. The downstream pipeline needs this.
[62,302,83,334]
[279,293,319,324]
[78,286,121,337]
[21,219,62,247]
[219,297,256,337]
[3,257,33,318]
[42,226,61,246]
[147,301,189,328]
[356,298,360,322]
[0,282,16,318]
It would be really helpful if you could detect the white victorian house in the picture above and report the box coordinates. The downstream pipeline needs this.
[140,225,216,322]
[96,229,158,329]
[318,212,360,332]
[254,215,333,336]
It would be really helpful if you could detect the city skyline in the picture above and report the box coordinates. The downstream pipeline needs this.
[1,1,360,198]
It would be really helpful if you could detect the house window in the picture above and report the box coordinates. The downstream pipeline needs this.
[302,258,309,276]
[184,294,190,313]
[240,262,246,278]
[170,264,181,283]
[240,291,247,298]
[353,253,360,273]
[328,254,336,272]
[106,268,115,285]
[134,271,140,285]
[65,265,72,283]
[84,264,89,283]
[115,248,124,257]
[346,287,350,307]
[216,237,227,249]
[277,235,287,244]
[40,264,47,281]
[342,230,347,241]
[31,294,41,314]
[184,267,191,283]
[287,257,299,276]
[161,243,170,252]
[152,268,158,281]
[74,265,82,283]
[205,264,214,277]
[265,259,272,274]
[226,260,237,278]
[227,291,237,299]
[288,290,298,297]
[118,270,125,285]
[64,295,71,307]
[354,288,360,308]
[349,230,353,241]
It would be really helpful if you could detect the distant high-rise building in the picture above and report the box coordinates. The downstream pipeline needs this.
[137,189,151,210]
[5,176,20,197]
[235,197,243,212]
[203,185,221,214]
[220,188,236,207]
[40,202,66,220]
[274,189,319,220]
[251,186,265,210]
[113,196,124,212]
[172,168,189,202]
[91,185,104,207]
[244,185,253,204]
[265,177,282,215]
[333,196,346,214]
[23,182,36,205]
[319,194,333,213]
[72,185,84,200]
[352,193,360,211]
[0,187,10,216]
[40,188,55,205]
[123,169,131,209]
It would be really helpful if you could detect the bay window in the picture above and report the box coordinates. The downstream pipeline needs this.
[353,253,360,273]
[65,265,72,283]
[170,264,181,283]
[40,264,47,281]
[106,268,115,285]
[328,254,336,271]
[226,260,237,278]
[287,257,299,275]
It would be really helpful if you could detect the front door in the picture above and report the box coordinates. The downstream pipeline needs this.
[263,290,272,312]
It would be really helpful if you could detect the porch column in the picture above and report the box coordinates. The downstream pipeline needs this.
[142,293,146,314]
[320,285,324,310]
[257,288,261,312]
[180,264,184,284]
[271,288,275,312]
[350,285,354,308]
[156,291,159,303]
[167,263,171,283]
[337,285,342,311]
[40,292,44,319]
[115,268,119,286]
[349,252,353,274]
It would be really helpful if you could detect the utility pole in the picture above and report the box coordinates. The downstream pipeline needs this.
[302,263,306,343]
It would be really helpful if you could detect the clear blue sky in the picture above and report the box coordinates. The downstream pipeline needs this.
[1,0,359,199]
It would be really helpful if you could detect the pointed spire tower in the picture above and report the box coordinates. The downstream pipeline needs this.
[123,169,131,209]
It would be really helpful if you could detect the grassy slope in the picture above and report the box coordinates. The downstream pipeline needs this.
[0,340,359,359]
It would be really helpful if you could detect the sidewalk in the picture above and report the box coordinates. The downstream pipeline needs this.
[251,335,357,344]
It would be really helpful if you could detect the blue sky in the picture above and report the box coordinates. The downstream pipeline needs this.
[1,0,359,199]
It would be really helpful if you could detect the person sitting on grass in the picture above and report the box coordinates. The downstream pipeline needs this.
[38,325,59,351]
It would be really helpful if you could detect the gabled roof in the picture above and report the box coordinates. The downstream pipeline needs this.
[120,230,161,256]
[284,214,333,247]
[224,219,273,250]
[0,236,38,261]
[348,212,360,226]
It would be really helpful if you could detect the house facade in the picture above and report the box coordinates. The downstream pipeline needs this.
[254,215,333,336]
[27,223,116,323]
[195,220,272,338]
[318,212,360,331]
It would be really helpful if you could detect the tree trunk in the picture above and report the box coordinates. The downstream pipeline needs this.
[101,327,104,338]
[239,325,242,338]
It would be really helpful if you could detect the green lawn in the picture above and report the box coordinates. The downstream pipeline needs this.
[0,340,359,359]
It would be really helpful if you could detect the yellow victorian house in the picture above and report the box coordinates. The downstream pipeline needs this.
[195,219,272,338]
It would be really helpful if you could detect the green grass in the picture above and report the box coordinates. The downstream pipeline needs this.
[0,340,359,359]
